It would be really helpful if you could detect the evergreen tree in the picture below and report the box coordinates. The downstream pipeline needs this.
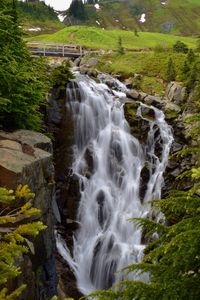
[68,0,86,20]
[187,49,195,64]
[117,36,125,55]
[181,60,190,81]
[166,57,176,82]
[0,0,49,130]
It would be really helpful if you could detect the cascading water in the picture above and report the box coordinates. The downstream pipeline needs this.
[56,74,173,295]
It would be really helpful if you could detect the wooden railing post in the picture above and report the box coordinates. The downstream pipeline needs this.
[62,45,64,57]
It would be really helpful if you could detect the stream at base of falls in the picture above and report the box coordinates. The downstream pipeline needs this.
[56,73,173,295]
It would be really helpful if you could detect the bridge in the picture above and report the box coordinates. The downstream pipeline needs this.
[27,42,84,58]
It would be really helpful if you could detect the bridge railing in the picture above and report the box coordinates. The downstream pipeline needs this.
[27,41,84,57]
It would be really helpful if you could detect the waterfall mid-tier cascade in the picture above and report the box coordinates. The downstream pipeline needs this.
[56,73,174,295]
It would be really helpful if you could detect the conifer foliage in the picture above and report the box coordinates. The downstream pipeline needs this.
[0,185,46,299]
[0,0,49,131]
[68,0,86,20]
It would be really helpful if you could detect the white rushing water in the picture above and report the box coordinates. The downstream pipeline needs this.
[56,74,173,294]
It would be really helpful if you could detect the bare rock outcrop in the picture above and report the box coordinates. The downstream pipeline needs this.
[0,130,57,300]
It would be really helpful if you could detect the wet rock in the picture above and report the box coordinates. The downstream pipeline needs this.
[84,145,94,176]
[143,95,163,109]
[126,89,140,100]
[87,69,98,78]
[171,141,183,153]
[79,66,89,75]
[139,92,148,101]
[140,106,155,120]
[140,164,150,201]
[73,57,82,67]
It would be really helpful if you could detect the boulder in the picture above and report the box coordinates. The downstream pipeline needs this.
[85,57,99,68]
[126,89,140,100]
[139,92,148,101]
[0,131,56,299]
[164,101,181,119]
[166,82,186,105]
[143,95,163,109]
[0,130,53,154]
[124,78,133,89]
[73,57,82,67]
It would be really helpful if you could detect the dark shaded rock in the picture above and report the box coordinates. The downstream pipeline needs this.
[140,164,150,201]
[87,69,98,78]
[124,78,133,89]
[139,91,148,101]
[143,95,163,109]
[140,106,155,120]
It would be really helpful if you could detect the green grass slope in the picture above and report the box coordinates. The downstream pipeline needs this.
[27,26,197,50]
[81,0,200,36]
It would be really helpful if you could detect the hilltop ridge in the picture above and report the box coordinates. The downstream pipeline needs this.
[65,0,200,36]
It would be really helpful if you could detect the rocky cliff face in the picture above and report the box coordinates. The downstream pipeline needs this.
[123,81,194,193]
[0,130,57,300]
[46,71,195,299]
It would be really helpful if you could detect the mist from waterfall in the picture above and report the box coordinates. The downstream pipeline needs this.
[56,74,173,295]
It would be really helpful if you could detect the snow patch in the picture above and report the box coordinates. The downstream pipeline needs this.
[94,4,100,10]
[27,27,41,32]
[115,19,119,22]
[96,20,100,26]
[58,14,65,22]
[139,13,146,23]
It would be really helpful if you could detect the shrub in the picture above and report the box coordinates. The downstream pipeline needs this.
[166,57,176,82]
[0,185,46,299]
[173,40,189,53]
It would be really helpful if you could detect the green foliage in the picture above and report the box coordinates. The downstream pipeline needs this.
[167,57,176,82]
[0,185,46,299]
[187,48,196,64]
[0,0,50,130]
[68,0,86,20]
[196,38,200,52]
[117,36,124,55]
[17,1,58,22]
[181,60,190,81]
[51,60,74,93]
[173,40,189,53]
[185,60,200,92]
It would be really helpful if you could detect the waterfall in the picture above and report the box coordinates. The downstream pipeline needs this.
[56,74,173,295]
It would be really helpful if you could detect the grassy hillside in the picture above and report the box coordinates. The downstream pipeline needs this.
[79,0,200,36]
[88,51,188,95]
[27,26,197,50]
[17,1,64,34]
